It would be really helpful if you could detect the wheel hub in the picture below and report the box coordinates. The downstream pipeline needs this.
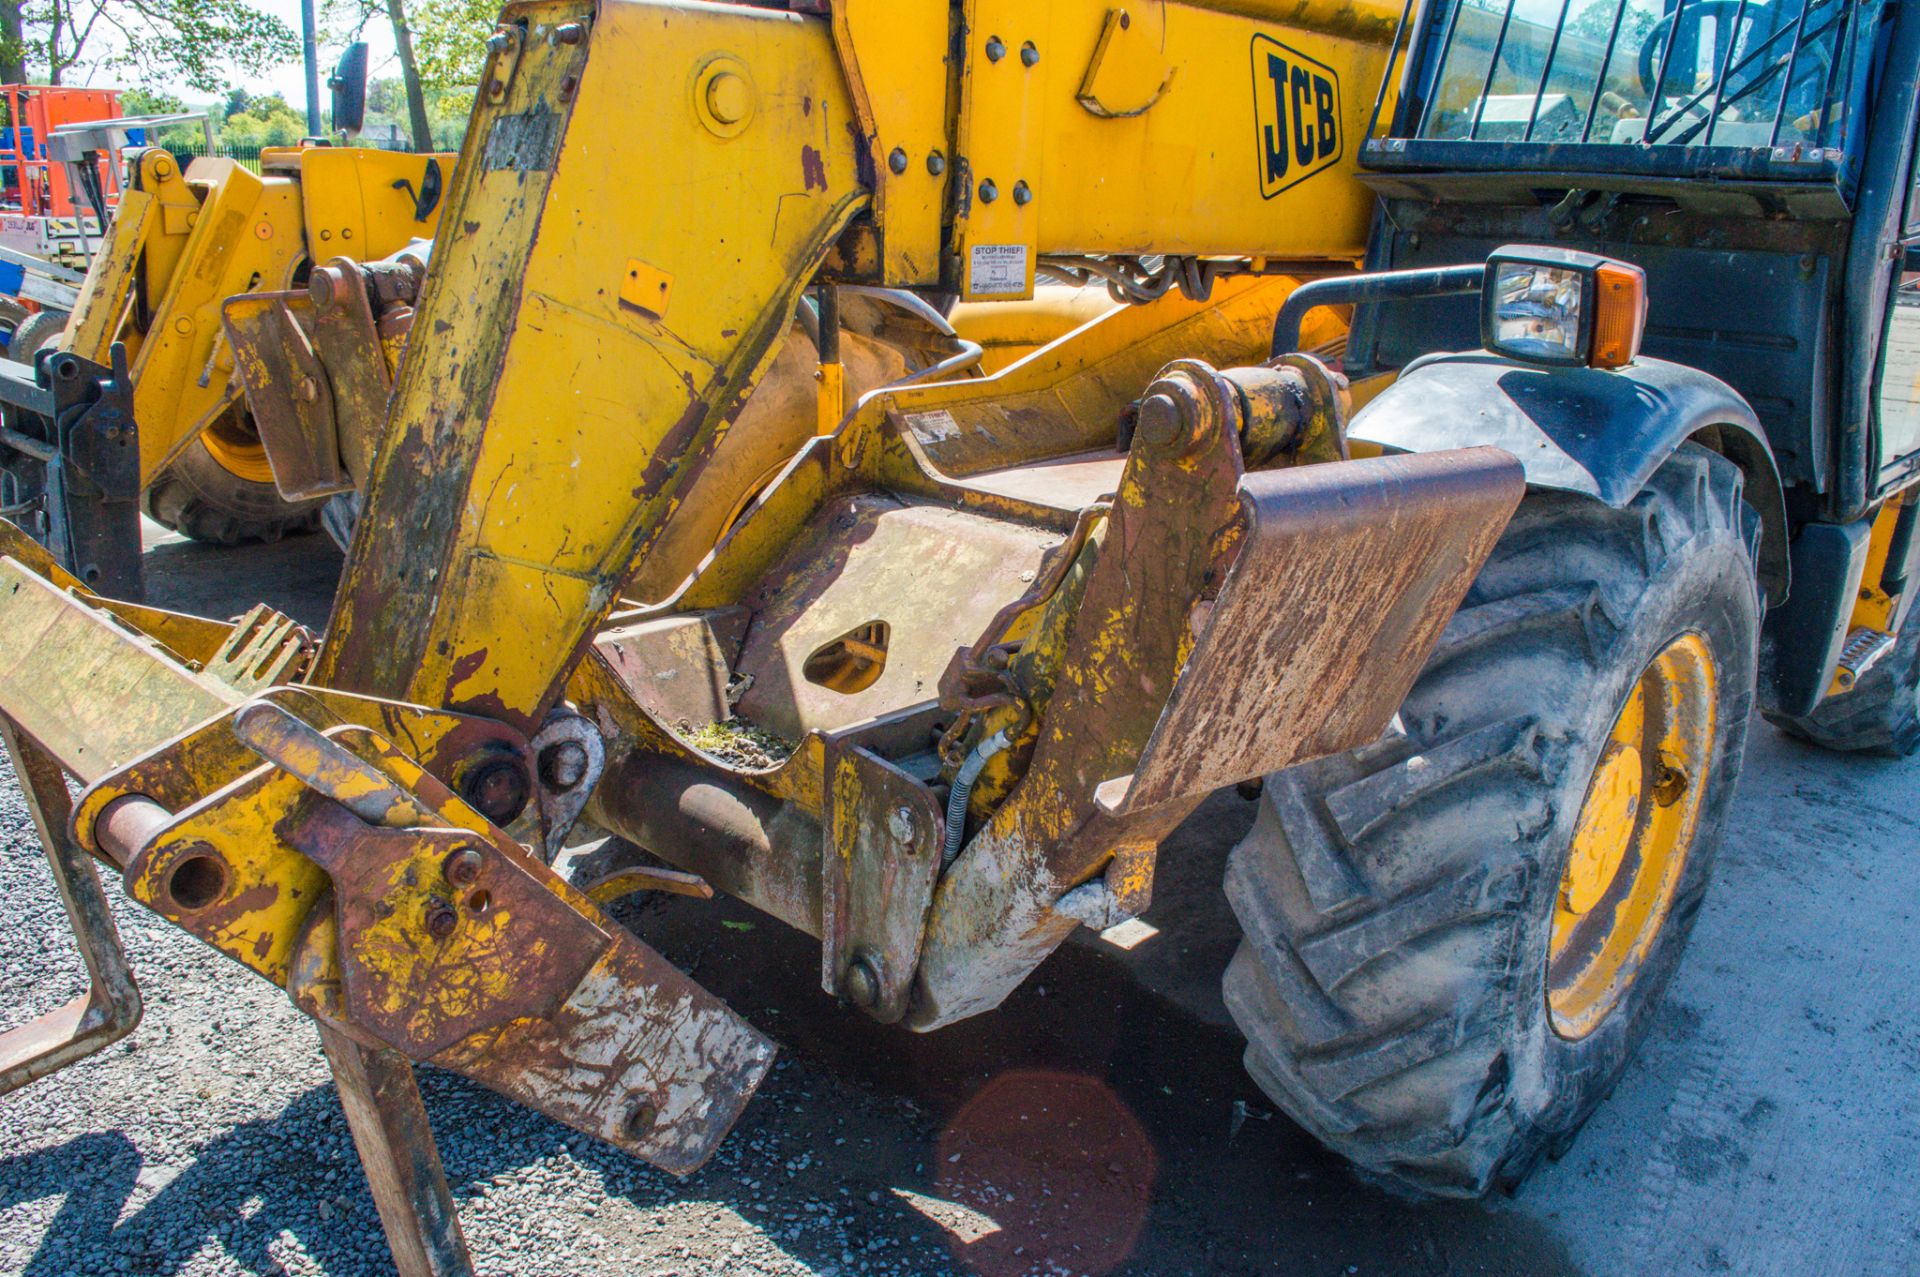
[1548,632,1717,1040]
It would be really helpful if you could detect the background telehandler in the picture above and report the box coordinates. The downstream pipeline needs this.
[0,141,454,596]
[2,0,1918,1270]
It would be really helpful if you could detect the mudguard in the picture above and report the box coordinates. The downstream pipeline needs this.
[1350,351,1789,603]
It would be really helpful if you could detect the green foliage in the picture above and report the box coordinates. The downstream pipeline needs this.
[218,89,305,146]
[19,0,300,93]
[362,74,470,149]
[119,86,207,147]
[406,0,492,90]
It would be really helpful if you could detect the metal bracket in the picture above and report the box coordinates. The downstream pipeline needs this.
[0,343,143,599]
[820,743,943,1022]
[0,714,142,1094]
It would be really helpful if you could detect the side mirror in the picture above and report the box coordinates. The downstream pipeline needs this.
[329,42,369,137]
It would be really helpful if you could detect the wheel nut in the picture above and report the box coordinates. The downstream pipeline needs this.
[425,899,458,940]
[444,846,484,886]
[540,739,590,791]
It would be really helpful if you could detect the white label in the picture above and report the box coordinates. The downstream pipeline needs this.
[968,243,1029,296]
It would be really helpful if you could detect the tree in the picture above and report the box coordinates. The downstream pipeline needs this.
[7,0,297,93]
[220,90,305,147]
[0,0,26,85]
[325,0,485,148]
[383,0,431,150]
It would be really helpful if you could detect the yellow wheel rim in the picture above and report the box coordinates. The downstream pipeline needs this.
[198,411,277,485]
[1548,632,1717,1040]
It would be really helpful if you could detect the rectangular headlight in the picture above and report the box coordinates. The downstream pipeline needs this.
[1481,246,1647,370]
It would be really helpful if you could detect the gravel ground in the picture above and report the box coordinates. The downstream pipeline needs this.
[1,528,1916,1277]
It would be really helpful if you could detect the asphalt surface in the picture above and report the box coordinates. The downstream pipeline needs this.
[1,526,1916,1277]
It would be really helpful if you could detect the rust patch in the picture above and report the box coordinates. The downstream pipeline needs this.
[800,144,828,192]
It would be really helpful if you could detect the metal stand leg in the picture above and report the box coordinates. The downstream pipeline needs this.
[0,713,142,1092]
[316,1022,474,1277]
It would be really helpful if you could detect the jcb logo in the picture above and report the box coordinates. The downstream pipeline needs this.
[1252,35,1342,199]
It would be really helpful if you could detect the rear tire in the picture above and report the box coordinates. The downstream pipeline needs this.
[143,435,323,546]
[1761,614,1920,756]
[1223,444,1761,1196]
[6,309,67,364]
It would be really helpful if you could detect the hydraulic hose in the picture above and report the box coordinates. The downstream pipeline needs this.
[943,728,1013,866]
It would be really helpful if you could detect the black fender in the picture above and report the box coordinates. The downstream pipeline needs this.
[1349,351,1789,604]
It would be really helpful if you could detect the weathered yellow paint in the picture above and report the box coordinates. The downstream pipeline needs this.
[60,188,154,367]
[952,0,1399,298]
[1550,633,1717,1039]
[830,0,955,285]
[318,0,870,730]
[296,147,458,257]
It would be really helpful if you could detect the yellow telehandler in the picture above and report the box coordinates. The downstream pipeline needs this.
[0,142,454,594]
[5,0,1918,1269]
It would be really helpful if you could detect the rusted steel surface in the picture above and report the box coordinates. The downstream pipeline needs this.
[316,1023,474,1277]
[1112,446,1524,813]
[909,361,1250,1029]
[204,606,314,695]
[221,290,353,500]
[589,749,824,936]
[94,693,774,1175]
[581,863,715,903]
[290,793,610,1058]
[436,934,776,1176]
[307,258,403,485]
[734,495,1056,739]
[73,686,530,858]
[820,745,943,1022]
[0,715,142,1093]
[594,608,747,730]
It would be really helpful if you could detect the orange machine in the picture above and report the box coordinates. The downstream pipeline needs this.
[0,85,125,219]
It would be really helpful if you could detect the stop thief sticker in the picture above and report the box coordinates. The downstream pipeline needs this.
[1252,34,1343,199]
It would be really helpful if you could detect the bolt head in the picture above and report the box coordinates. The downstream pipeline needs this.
[444,846,484,886]
[1133,392,1187,449]
[844,956,882,1009]
[425,900,458,940]
[1020,42,1039,66]
[887,806,916,846]
[486,30,512,54]
[552,20,585,44]
[927,151,946,176]
[979,179,998,204]
[888,147,909,175]
[540,739,591,791]
[296,377,319,403]
[705,72,752,125]
[462,757,531,826]
[985,35,1006,61]
[1012,180,1032,206]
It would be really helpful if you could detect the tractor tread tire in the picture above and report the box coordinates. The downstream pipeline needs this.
[1761,619,1920,757]
[143,439,323,546]
[1223,443,1762,1197]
